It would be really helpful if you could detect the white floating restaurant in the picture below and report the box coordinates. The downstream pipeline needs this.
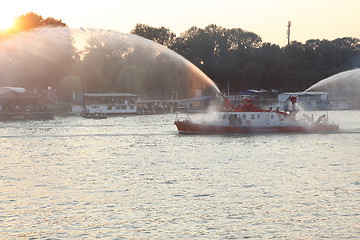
[72,92,139,115]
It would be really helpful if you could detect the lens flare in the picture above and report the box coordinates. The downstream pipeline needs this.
[0,16,15,31]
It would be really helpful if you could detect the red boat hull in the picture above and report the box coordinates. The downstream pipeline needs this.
[174,120,339,134]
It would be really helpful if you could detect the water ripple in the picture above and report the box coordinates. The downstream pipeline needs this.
[0,112,360,239]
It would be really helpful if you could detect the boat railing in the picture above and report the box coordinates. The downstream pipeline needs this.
[302,112,331,126]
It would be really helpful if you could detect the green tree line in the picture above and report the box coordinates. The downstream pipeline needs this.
[1,13,360,100]
[132,23,360,93]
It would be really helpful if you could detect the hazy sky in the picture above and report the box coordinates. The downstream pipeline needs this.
[1,0,359,46]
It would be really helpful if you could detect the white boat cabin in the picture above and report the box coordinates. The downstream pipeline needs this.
[203,111,299,127]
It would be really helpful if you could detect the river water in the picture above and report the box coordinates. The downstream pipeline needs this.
[1,111,359,239]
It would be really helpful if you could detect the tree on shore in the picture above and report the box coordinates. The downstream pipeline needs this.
[131,23,360,93]
[9,12,67,34]
[130,23,176,46]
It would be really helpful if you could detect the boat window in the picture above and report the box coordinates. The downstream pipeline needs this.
[222,115,227,120]
[130,105,135,109]
[251,115,255,120]
[107,105,112,110]
[257,114,260,119]
[242,114,246,119]
[218,115,222,119]
[121,105,127,109]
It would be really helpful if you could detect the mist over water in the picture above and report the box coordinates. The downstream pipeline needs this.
[0,27,220,99]
[0,28,74,89]
[306,69,360,108]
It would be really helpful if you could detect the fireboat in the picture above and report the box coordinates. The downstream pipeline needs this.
[174,95,339,134]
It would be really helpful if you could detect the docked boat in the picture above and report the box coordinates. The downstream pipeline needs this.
[72,93,139,115]
[174,96,339,134]
[0,87,55,121]
[81,111,107,119]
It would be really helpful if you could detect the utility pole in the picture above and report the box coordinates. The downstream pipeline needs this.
[287,21,291,45]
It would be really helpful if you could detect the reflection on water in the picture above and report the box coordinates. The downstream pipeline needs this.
[1,111,360,239]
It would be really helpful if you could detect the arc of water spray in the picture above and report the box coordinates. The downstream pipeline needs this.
[74,28,223,96]
[0,27,223,99]
[130,33,222,95]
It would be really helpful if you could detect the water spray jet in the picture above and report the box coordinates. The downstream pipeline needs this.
[0,27,221,101]
[305,68,360,109]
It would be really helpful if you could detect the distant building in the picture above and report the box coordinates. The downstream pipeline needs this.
[135,93,175,114]
[0,87,55,120]
[278,92,329,111]
[184,96,217,112]
[72,92,83,114]
[239,89,266,106]
[239,90,264,100]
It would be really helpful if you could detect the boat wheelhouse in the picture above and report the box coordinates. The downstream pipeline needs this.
[174,96,339,134]
[80,93,139,115]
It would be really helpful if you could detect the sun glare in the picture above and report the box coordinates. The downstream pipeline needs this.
[0,16,15,31]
